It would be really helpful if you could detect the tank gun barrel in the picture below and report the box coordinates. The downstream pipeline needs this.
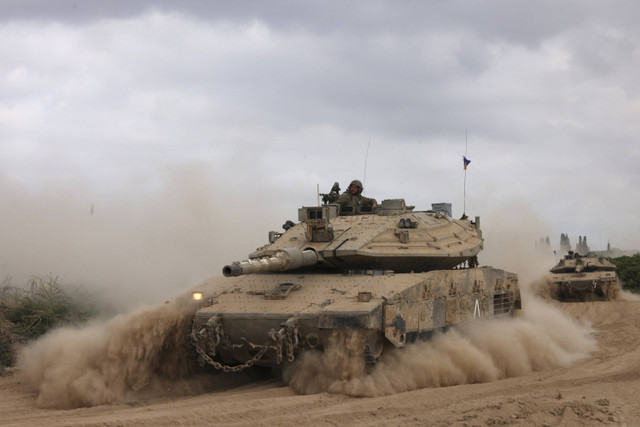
[223,248,318,277]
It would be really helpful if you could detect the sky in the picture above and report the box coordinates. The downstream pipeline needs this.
[1,1,639,308]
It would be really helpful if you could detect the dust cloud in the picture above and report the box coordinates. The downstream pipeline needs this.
[618,289,640,301]
[285,297,596,396]
[18,296,205,408]
[0,166,282,311]
[479,199,556,287]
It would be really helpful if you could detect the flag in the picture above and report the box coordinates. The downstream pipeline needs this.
[463,156,471,170]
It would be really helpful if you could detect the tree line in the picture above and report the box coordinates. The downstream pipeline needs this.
[535,233,591,255]
[608,254,640,291]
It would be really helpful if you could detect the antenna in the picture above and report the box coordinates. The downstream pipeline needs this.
[463,130,470,217]
[465,130,468,157]
[363,137,371,188]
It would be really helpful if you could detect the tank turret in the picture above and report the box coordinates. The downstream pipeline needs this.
[223,198,483,276]
[549,251,616,274]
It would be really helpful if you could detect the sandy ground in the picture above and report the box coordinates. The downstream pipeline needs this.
[1,299,639,426]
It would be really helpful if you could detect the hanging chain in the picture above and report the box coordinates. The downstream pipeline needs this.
[191,316,298,372]
[193,341,270,373]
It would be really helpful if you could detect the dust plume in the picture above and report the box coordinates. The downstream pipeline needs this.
[284,297,596,396]
[0,165,283,311]
[18,296,206,408]
[618,289,640,301]
[479,199,556,288]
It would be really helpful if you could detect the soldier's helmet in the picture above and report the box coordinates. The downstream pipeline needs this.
[349,179,363,193]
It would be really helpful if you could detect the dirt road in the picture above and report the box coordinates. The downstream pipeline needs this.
[1,299,639,426]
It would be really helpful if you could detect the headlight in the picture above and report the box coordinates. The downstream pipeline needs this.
[192,291,203,301]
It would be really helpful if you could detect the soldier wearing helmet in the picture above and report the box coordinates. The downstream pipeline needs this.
[336,179,377,214]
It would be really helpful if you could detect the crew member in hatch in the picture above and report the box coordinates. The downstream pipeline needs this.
[336,179,377,214]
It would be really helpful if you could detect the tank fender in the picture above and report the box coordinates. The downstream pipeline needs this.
[513,288,522,310]
[384,297,446,348]
[318,304,383,329]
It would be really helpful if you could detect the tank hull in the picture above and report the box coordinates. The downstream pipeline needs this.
[190,267,521,369]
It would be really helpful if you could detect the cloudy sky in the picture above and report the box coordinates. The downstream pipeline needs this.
[1,1,639,307]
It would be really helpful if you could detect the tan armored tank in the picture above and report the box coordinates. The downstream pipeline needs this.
[189,187,522,372]
[544,252,620,301]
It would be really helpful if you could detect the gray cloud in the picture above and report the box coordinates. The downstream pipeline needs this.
[1,1,639,304]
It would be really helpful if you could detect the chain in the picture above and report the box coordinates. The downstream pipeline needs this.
[192,316,298,372]
[268,317,298,364]
[194,340,270,373]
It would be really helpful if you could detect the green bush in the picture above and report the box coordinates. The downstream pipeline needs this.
[0,276,98,373]
[2,276,94,339]
[0,335,12,374]
[608,254,640,292]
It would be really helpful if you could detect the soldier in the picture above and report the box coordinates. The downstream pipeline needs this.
[336,179,377,213]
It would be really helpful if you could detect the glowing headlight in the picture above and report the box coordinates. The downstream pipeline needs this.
[192,292,203,301]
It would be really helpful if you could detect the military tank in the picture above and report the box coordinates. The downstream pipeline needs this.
[544,251,620,301]
[189,186,522,372]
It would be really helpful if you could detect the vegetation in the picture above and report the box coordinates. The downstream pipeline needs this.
[608,254,640,292]
[0,276,96,374]
[560,233,572,254]
[0,336,11,375]
[555,233,590,255]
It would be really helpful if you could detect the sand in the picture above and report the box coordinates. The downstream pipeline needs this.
[1,298,639,426]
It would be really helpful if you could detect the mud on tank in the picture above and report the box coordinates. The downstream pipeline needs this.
[189,186,522,372]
